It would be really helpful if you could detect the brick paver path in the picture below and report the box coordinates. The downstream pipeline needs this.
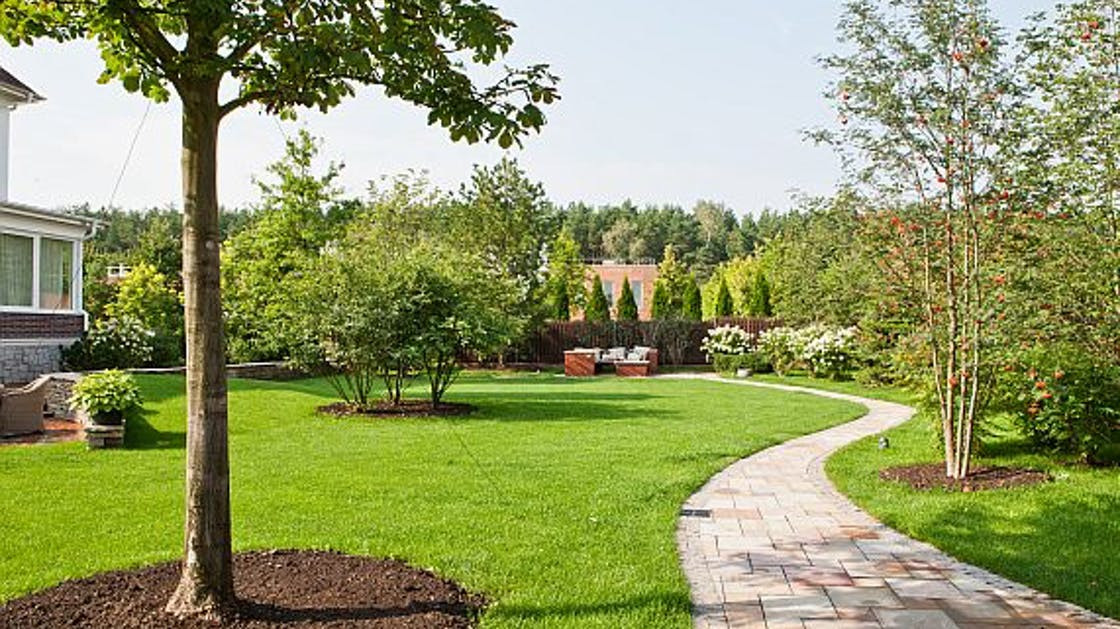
[668,374,1118,629]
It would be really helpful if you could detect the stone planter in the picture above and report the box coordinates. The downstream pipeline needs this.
[85,422,125,449]
[735,368,752,378]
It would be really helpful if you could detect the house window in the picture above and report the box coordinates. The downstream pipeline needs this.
[0,233,34,307]
[602,280,614,304]
[631,280,643,309]
[39,238,74,310]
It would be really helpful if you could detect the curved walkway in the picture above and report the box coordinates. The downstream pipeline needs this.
[667,374,1118,629]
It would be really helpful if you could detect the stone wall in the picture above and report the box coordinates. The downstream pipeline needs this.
[0,342,69,384]
[44,373,81,419]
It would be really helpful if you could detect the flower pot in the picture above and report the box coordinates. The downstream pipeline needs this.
[90,410,124,426]
[736,368,752,378]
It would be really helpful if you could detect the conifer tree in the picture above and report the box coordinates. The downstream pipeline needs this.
[616,276,639,321]
[715,276,734,317]
[585,276,611,322]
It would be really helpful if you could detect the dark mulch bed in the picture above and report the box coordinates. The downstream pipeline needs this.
[318,401,476,419]
[0,550,484,628]
[880,463,1051,492]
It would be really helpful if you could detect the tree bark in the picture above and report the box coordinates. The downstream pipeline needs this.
[166,79,235,619]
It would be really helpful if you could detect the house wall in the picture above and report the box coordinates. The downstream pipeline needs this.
[0,106,9,202]
[585,264,660,320]
[0,312,83,383]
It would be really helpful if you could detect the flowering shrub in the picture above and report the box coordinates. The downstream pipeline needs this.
[758,326,806,375]
[62,316,156,370]
[997,345,1120,465]
[702,325,772,376]
[759,325,859,380]
[802,326,858,379]
[700,325,753,357]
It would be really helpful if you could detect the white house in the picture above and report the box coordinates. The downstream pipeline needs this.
[0,65,95,383]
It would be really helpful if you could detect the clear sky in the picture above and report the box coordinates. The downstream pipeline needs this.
[1,0,1053,216]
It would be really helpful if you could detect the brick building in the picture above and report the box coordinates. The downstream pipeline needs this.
[585,262,659,320]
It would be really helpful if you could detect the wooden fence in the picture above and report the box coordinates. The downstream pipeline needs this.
[511,317,778,365]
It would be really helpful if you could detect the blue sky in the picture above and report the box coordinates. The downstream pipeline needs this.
[1,0,1053,216]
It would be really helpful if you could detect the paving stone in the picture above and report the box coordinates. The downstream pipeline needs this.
[885,578,963,600]
[875,609,959,629]
[670,375,1120,629]
[825,586,903,609]
[761,594,837,620]
[804,621,881,629]
[785,566,855,588]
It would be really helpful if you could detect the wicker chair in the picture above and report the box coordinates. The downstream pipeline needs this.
[0,377,49,437]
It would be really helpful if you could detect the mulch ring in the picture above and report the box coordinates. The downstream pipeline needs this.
[317,400,476,419]
[0,550,485,628]
[880,463,1051,492]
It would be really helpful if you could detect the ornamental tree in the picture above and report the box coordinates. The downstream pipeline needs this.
[817,0,1019,478]
[650,281,672,320]
[0,0,558,617]
[544,230,587,321]
[616,276,639,321]
[584,275,611,322]
[651,244,689,318]
[681,276,703,321]
[714,277,734,317]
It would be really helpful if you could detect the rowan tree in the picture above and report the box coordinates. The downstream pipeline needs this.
[817,0,1019,478]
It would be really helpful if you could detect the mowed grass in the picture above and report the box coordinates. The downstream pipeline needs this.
[826,394,1120,619]
[0,372,865,627]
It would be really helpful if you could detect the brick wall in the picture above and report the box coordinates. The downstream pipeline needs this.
[585,264,660,320]
[0,312,85,339]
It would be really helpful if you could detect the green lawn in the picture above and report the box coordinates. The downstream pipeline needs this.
[824,385,1120,619]
[0,372,865,628]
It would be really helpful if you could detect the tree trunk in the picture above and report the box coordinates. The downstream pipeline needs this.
[166,79,235,619]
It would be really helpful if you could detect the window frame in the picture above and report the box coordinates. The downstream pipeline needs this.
[0,227,83,315]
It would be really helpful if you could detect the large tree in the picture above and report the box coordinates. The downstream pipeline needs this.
[223,129,355,363]
[450,157,557,315]
[0,0,558,618]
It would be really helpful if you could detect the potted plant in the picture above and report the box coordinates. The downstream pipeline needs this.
[69,370,142,427]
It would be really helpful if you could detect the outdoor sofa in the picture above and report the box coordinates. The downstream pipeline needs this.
[563,346,659,377]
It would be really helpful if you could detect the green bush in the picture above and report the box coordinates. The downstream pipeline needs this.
[62,316,156,370]
[290,239,518,407]
[997,345,1120,465]
[104,263,183,365]
[712,352,771,377]
[69,369,142,425]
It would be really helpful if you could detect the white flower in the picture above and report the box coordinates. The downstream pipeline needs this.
[701,325,754,358]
